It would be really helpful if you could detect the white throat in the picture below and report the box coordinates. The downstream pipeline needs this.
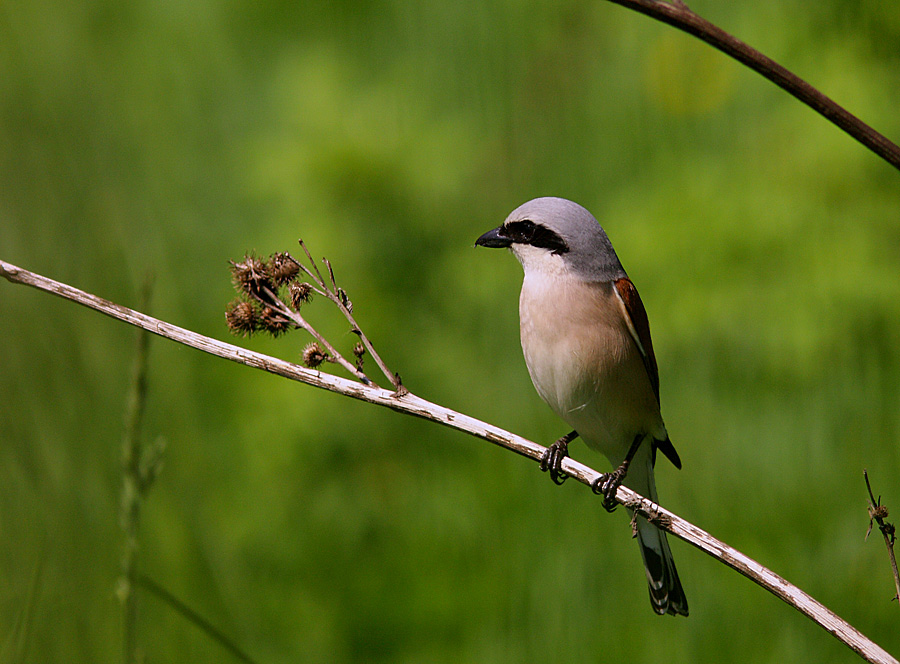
[509,244,570,280]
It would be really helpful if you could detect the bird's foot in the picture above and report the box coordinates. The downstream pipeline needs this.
[592,435,643,513]
[591,467,627,513]
[539,431,578,485]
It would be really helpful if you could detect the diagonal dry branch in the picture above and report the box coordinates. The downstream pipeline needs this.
[607,0,900,170]
[1,257,897,664]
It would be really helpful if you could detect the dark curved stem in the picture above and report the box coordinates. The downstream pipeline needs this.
[608,0,900,171]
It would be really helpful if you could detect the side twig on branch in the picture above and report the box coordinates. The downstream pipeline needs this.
[607,0,900,171]
[1,257,897,664]
[225,246,406,394]
[864,470,900,606]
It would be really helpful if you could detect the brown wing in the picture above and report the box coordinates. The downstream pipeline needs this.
[614,278,660,402]
[614,278,682,470]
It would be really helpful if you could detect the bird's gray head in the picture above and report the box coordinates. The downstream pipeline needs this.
[475,197,626,282]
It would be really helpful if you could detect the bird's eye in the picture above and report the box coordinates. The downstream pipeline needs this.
[504,220,536,242]
[501,219,569,254]
[518,220,536,238]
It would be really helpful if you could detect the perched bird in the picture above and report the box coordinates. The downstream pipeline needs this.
[475,197,688,616]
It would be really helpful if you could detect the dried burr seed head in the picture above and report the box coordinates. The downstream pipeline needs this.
[269,252,300,286]
[259,306,292,337]
[352,341,366,370]
[289,281,314,309]
[302,342,329,368]
[225,300,259,336]
[230,254,274,297]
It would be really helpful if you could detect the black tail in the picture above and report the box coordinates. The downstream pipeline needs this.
[621,437,688,616]
[637,522,689,616]
[630,443,688,616]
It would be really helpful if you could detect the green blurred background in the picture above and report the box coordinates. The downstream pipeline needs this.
[2,0,899,661]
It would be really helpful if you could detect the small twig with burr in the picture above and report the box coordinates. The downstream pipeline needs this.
[864,470,900,606]
[225,242,406,394]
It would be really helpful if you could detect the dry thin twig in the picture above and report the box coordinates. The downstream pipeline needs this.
[260,282,373,383]
[1,258,897,664]
[864,470,900,606]
[227,252,376,385]
[294,241,405,393]
[607,0,900,170]
[226,247,406,394]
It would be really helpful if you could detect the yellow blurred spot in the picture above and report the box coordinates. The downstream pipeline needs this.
[644,32,735,115]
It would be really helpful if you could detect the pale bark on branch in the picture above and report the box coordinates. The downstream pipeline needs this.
[2,258,897,664]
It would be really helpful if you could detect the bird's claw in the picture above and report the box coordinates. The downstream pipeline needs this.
[591,468,626,513]
[540,436,571,485]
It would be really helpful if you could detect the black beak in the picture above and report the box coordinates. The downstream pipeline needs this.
[475,226,512,249]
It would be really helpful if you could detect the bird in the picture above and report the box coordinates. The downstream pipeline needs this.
[475,196,688,617]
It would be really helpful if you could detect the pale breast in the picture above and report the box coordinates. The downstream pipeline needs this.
[519,275,664,461]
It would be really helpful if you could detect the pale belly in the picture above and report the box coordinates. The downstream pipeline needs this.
[519,276,664,464]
